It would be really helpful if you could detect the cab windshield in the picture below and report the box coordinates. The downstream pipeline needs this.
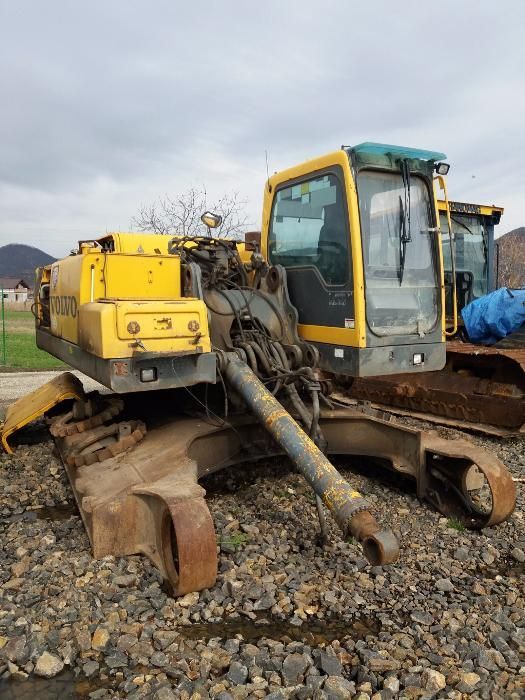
[357,170,439,337]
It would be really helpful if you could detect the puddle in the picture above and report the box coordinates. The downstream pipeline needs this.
[177,613,380,645]
[1,503,79,525]
[0,669,115,699]
[0,617,379,697]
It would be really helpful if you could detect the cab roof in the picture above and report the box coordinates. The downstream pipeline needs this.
[437,200,504,218]
[350,142,446,162]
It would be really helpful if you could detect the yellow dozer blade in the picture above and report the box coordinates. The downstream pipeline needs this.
[0,372,85,453]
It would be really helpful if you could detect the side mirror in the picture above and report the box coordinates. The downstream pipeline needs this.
[201,211,222,229]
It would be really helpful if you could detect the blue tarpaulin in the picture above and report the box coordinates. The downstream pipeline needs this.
[462,288,525,345]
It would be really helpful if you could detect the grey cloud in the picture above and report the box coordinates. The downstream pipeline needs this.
[0,0,524,257]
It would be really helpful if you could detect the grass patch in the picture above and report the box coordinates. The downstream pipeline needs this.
[218,532,249,549]
[446,518,465,532]
[3,310,36,333]
[0,311,67,370]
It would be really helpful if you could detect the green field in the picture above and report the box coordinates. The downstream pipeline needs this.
[0,310,67,371]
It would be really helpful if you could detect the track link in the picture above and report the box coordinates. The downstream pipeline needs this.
[61,419,146,467]
[49,397,124,437]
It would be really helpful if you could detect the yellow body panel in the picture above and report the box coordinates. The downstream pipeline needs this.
[44,232,211,361]
[0,372,84,453]
[89,232,174,254]
[261,151,366,348]
[78,299,210,358]
[433,178,448,341]
[50,246,182,345]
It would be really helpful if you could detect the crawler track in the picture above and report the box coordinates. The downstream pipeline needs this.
[343,341,525,435]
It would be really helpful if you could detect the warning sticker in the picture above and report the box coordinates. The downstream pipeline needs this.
[344,318,355,329]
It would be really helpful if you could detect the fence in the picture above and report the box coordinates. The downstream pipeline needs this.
[1,291,5,364]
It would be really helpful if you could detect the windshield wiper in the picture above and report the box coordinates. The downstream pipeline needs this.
[398,159,412,284]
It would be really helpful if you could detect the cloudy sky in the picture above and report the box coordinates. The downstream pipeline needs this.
[1,1,524,258]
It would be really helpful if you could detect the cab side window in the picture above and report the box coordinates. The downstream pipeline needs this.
[268,173,351,286]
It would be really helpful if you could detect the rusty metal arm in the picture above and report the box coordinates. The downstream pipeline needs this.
[223,354,399,566]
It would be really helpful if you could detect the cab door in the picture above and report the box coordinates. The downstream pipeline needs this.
[267,165,356,334]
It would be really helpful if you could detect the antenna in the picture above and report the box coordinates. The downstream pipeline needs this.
[265,150,271,191]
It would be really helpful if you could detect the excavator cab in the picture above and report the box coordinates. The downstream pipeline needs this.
[437,199,503,325]
[262,143,448,377]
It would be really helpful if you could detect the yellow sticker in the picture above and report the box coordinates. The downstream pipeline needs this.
[300,182,310,195]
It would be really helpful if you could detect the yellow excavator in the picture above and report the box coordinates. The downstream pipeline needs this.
[346,197,525,436]
[0,143,516,595]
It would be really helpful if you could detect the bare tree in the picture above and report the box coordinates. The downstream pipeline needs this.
[132,187,250,239]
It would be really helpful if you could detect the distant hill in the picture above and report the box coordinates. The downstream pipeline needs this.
[0,244,56,284]
[496,227,525,288]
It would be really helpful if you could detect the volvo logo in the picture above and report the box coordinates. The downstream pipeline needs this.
[50,295,78,318]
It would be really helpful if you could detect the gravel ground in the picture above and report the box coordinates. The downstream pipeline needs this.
[0,409,524,699]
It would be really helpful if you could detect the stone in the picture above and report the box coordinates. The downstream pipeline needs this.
[368,657,401,673]
[151,651,169,667]
[11,558,29,577]
[435,578,454,592]
[282,652,309,683]
[113,574,137,587]
[178,591,199,607]
[153,688,177,700]
[410,611,433,626]
[383,676,400,694]
[105,652,128,668]
[358,681,372,692]
[1,635,27,664]
[421,668,446,693]
[34,651,64,678]
[75,629,92,652]
[83,660,99,677]
[91,626,110,651]
[481,549,495,565]
[2,578,24,590]
[253,593,275,611]
[315,649,342,676]
[471,581,486,596]
[323,676,356,699]
[510,547,525,563]
[477,649,499,672]
[456,671,481,693]
[453,547,469,562]
[461,672,480,687]
[227,661,249,685]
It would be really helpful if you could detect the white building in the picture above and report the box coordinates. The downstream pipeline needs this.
[0,277,31,302]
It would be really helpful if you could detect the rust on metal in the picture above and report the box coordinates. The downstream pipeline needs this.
[50,400,515,594]
[49,397,124,437]
[344,341,525,434]
[62,419,146,467]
